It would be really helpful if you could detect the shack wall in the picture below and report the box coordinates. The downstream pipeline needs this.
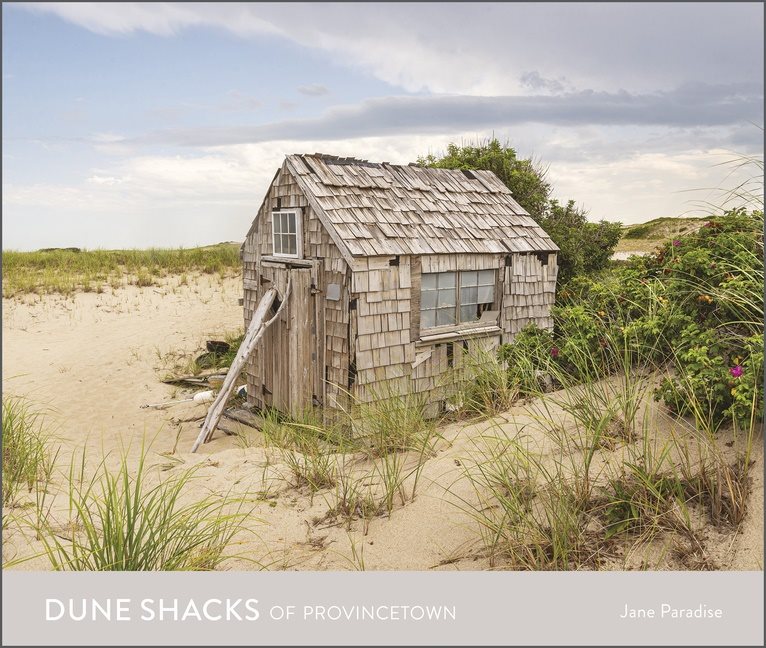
[241,162,350,413]
[348,251,557,415]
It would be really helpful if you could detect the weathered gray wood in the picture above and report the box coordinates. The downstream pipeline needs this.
[242,154,558,417]
[192,281,290,452]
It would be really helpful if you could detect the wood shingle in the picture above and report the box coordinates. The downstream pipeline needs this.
[284,154,557,261]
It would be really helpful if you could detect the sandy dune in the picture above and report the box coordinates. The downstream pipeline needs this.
[2,275,762,571]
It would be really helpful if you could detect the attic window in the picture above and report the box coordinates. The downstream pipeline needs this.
[535,252,550,266]
[271,210,302,258]
[420,270,495,329]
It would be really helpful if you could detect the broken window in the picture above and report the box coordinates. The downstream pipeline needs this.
[421,270,495,329]
[272,210,301,257]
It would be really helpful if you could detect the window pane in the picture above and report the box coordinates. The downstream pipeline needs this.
[272,214,281,235]
[460,305,477,323]
[460,271,478,287]
[460,286,478,305]
[436,308,456,326]
[437,288,456,308]
[478,270,495,286]
[422,273,438,290]
[273,232,282,254]
[421,309,436,329]
[286,234,297,256]
[421,290,438,309]
[438,272,456,289]
[281,213,289,234]
[280,234,290,255]
[287,212,296,234]
[478,285,494,303]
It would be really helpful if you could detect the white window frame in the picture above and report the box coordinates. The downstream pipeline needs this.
[420,269,496,331]
[271,209,303,259]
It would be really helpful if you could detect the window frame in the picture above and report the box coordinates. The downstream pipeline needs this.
[420,269,496,332]
[271,209,303,259]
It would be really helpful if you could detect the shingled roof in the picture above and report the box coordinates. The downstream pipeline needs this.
[283,153,558,258]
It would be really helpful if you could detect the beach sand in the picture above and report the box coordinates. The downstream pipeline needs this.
[2,275,762,571]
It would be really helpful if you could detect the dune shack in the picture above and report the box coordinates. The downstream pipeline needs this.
[240,153,558,419]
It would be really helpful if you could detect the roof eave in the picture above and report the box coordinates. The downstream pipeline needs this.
[285,155,356,267]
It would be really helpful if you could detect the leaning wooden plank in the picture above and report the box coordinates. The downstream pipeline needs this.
[191,280,291,452]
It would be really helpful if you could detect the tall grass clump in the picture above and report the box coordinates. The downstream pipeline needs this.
[455,430,588,569]
[666,376,760,529]
[353,384,435,456]
[2,397,57,508]
[257,408,347,502]
[310,385,440,530]
[353,385,439,513]
[39,445,251,571]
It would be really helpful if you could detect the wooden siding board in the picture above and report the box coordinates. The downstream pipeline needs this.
[245,156,557,417]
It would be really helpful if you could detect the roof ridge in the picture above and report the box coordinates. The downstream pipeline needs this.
[299,152,378,167]
[280,152,557,256]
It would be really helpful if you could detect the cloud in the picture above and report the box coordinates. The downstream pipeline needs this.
[18,1,282,38]
[298,84,329,97]
[519,71,572,95]
[130,83,763,148]
[15,3,763,95]
[86,175,123,185]
[4,130,762,250]
[5,3,763,251]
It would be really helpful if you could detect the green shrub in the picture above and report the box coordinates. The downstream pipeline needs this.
[417,139,622,285]
[503,209,763,432]
[539,199,623,283]
[499,324,556,395]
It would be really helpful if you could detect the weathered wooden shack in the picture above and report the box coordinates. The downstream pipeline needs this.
[241,153,558,418]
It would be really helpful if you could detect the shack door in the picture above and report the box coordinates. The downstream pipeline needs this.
[259,264,314,416]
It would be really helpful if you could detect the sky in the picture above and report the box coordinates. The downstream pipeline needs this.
[2,2,763,251]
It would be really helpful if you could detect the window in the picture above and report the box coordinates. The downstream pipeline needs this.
[421,270,495,329]
[271,210,301,257]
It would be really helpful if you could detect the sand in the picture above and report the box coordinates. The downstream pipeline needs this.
[2,275,762,571]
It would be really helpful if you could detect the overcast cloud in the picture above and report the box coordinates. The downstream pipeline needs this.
[21,3,764,94]
[132,82,763,148]
[3,3,763,250]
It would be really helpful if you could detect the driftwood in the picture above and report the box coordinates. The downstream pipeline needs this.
[191,280,291,452]
[222,410,262,430]
[161,372,227,387]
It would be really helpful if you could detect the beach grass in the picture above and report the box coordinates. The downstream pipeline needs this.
[2,243,241,298]
[39,443,253,571]
[2,397,57,508]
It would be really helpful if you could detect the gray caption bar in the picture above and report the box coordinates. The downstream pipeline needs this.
[3,571,763,646]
